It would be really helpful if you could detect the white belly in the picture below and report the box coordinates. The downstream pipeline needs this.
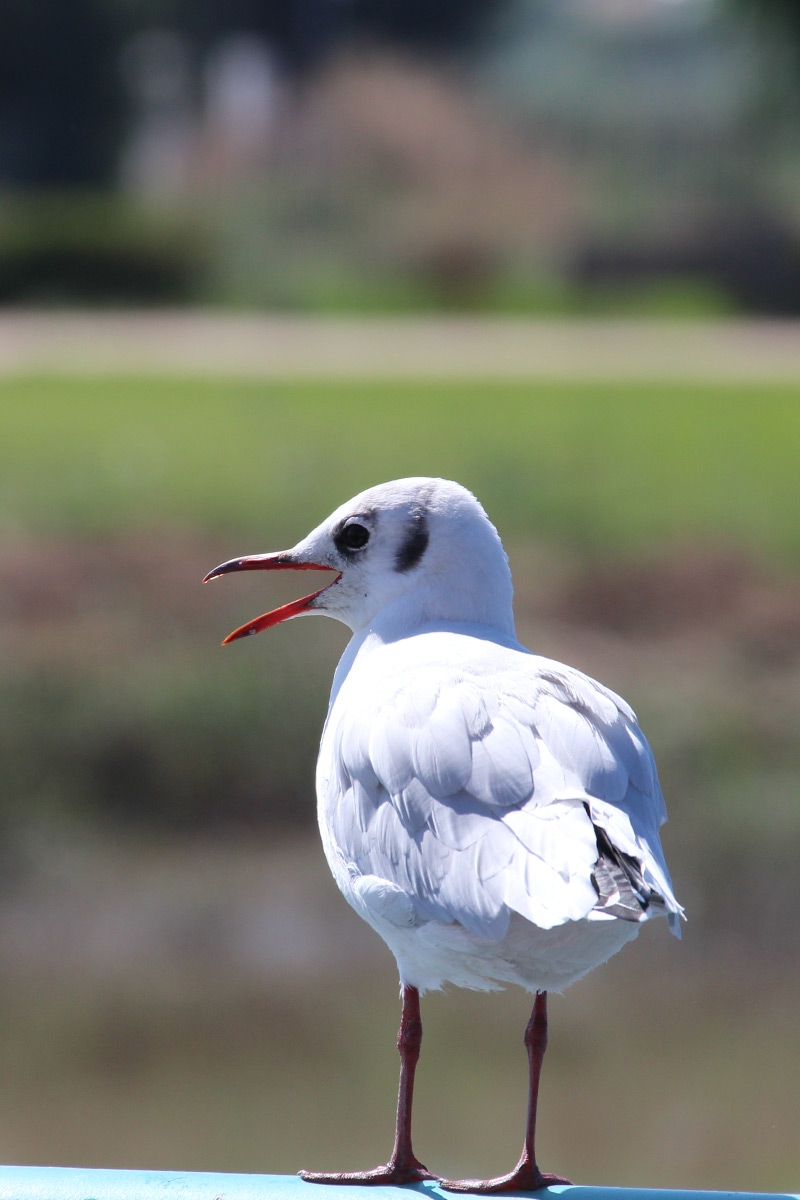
[355,889,640,994]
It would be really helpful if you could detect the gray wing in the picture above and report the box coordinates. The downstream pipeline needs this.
[327,656,682,942]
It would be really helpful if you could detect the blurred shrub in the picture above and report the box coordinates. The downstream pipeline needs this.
[0,193,207,304]
[571,210,800,317]
[1,646,334,835]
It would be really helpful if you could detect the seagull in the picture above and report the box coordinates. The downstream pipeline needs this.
[204,477,682,1193]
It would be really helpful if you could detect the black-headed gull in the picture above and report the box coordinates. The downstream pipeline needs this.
[205,477,682,1192]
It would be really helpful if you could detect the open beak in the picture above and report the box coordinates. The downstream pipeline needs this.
[203,552,339,645]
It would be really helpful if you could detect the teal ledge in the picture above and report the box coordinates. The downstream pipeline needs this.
[0,1170,798,1200]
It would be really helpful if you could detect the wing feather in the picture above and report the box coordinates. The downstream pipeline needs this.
[532,693,628,804]
[428,792,490,851]
[393,680,438,727]
[434,835,510,938]
[503,800,597,878]
[337,708,378,788]
[411,718,471,797]
[369,713,416,793]
[468,717,534,807]
[394,776,433,834]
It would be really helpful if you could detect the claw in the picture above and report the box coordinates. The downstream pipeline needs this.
[300,1159,436,1186]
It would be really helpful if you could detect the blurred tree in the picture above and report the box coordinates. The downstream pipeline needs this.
[121,0,507,72]
[0,0,124,186]
[1,0,505,186]
[729,0,800,84]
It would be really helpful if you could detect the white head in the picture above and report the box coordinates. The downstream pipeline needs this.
[204,477,515,643]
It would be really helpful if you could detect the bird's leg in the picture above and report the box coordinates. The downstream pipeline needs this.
[300,984,435,1186]
[440,991,571,1193]
[386,982,435,1181]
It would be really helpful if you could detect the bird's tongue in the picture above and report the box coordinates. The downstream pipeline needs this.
[202,553,337,645]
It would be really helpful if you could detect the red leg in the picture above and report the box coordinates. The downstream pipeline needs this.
[440,992,571,1193]
[300,984,435,1185]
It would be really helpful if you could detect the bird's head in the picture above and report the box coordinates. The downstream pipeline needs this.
[204,477,515,643]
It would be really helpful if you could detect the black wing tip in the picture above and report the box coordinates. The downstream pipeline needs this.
[590,819,662,922]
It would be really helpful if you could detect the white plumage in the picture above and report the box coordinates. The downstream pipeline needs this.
[320,631,680,996]
[206,476,683,1191]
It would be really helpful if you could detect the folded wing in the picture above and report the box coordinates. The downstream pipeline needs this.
[326,652,683,943]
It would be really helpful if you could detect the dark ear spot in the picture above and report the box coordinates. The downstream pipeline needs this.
[395,512,429,573]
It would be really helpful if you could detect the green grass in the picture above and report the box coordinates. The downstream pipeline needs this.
[1,376,800,558]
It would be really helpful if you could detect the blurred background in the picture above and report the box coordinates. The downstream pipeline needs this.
[5,0,800,314]
[2,0,800,1191]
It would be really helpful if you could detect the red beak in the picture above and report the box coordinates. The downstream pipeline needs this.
[203,553,338,645]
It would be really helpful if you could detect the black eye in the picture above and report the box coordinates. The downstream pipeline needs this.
[335,521,370,553]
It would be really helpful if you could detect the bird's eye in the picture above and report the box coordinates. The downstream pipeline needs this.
[336,521,370,553]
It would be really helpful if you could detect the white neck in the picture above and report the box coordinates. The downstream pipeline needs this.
[367,578,516,643]
[325,567,517,715]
